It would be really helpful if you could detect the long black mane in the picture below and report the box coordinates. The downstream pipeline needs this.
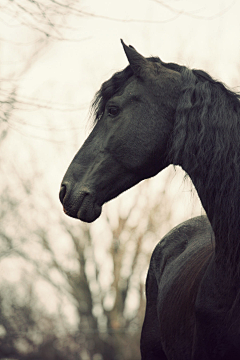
[172,67,240,274]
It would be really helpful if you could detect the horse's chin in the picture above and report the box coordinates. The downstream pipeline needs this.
[76,195,102,223]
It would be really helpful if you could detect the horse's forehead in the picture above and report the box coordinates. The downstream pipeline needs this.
[117,77,145,98]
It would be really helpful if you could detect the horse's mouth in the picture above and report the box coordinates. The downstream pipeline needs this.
[76,193,102,222]
[63,191,102,223]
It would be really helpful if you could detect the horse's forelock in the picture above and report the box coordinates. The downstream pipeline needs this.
[90,65,134,127]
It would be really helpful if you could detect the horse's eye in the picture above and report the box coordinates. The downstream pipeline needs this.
[108,106,120,117]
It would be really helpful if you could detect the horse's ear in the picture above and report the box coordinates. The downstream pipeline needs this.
[121,39,149,78]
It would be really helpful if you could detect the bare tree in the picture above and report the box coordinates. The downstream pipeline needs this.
[0,164,186,359]
[0,0,89,144]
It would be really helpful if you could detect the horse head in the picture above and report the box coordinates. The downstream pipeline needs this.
[59,41,181,222]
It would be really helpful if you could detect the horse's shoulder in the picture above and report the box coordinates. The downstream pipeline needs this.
[147,217,214,358]
[150,216,213,276]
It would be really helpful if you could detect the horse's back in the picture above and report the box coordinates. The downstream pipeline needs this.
[141,216,214,360]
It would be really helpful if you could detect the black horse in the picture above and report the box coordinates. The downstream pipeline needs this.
[60,41,240,359]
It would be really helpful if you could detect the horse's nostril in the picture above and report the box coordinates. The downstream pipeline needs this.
[59,184,67,204]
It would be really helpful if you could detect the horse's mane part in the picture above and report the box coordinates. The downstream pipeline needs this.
[172,67,240,273]
[172,67,240,168]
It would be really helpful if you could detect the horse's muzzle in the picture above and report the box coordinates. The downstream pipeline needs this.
[59,183,102,223]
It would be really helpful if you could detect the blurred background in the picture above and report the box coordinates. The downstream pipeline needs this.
[0,0,239,359]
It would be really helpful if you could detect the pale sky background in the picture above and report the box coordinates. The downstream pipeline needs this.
[0,0,240,323]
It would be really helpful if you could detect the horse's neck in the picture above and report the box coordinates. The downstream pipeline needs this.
[189,169,240,280]
[186,170,240,348]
